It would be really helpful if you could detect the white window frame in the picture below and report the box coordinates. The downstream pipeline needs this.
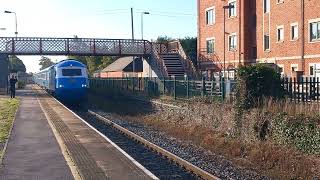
[309,63,315,76]
[291,64,298,72]
[309,18,320,42]
[264,0,270,13]
[206,37,215,54]
[278,64,284,76]
[277,25,284,42]
[228,33,237,51]
[205,7,215,25]
[277,0,284,4]
[290,22,299,41]
[228,0,237,18]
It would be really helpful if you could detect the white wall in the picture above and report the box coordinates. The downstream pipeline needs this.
[142,59,158,78]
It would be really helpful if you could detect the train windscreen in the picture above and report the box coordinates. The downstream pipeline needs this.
[62,69,82,76]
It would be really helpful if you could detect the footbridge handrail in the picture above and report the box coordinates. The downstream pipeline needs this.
[0,37,152,56]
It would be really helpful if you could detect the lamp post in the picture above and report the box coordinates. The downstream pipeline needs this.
[223,5,234,78]
[141,12,150,40]
[4,11,18,38]
[130,8,136,77]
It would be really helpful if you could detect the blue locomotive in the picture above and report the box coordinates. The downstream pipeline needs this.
[34,59,89,103]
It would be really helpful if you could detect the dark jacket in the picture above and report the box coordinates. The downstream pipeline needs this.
[9,78,17,90]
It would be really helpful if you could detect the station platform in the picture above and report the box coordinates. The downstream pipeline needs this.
[0,86,155,180]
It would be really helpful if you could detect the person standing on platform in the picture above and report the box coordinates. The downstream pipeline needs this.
[9,76,17,98]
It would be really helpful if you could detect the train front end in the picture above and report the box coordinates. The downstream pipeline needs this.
[54,60,89,103]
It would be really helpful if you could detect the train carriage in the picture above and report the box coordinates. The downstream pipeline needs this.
[34,59,89,103]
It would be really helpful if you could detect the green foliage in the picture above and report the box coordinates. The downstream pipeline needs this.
[272,113,320,154]
[39,56,54,70]
[0,98,19,143]
[17,81,26,89]
[236,64,284,110]
[233,64,284,137]
[68,55,115,76]
[156,36,172,43]
[9,55,26,73]
[179,37,197,65]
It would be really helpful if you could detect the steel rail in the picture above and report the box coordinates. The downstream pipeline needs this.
[88,110,220,180]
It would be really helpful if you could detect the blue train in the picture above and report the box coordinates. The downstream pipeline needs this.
[34,59,89,103]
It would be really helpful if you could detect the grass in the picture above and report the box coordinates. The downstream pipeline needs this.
[0,98,19,143]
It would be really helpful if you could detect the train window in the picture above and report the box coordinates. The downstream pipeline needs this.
[62,69,82,76]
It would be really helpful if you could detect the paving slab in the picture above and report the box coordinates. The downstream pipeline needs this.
[0,88,74,180]
[37,87,154,180]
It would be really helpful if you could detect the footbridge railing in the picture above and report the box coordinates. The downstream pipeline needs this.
[0,37,152,56]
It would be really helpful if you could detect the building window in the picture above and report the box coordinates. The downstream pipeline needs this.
[278,64,284,76]
[229,34,237,51]
[206,7,215,25]
[264,0,270,13]
[277,26,284,42]
[310,21,320,41]
[310,65,315,76]
[206,38,215,54]
[291,64,298,72]
[291,23,298,40]
[228,0,236,17]
[277,0,284,4]
[264,35,270,51]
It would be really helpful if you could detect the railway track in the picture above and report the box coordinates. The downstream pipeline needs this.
[68,108,219,180]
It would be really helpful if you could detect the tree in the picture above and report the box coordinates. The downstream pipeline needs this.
[179,37,197,66]
[67,55,116,76]
[39,56,54,70]
[156,36,172,43]
[9,55,26,73]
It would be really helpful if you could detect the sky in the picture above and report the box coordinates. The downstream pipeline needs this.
[0,0,197,72]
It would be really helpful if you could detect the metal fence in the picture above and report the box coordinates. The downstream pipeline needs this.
[282,77,320,103]
[89,77,237,100]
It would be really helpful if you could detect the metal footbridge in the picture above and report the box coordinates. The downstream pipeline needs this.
[0,37,154,56]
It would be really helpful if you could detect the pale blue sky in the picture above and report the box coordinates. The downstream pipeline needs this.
[0,0,197,72]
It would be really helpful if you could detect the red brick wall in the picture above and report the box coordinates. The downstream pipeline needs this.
[198,0,256,73]
[198,0,320,77]
[256,0,320,76]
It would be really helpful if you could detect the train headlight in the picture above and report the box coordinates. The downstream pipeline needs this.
[82,84,87,88]
[59,84,64,88]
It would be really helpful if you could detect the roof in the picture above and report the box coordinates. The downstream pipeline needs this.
[56,59,86,68]
[101,57,137,72]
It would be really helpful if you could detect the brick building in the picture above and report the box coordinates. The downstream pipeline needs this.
[198,0,320,78]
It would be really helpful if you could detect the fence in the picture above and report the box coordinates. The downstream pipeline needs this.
[89,77,237,100]
[282,77,320,103]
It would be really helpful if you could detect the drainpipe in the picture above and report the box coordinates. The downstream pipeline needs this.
[238,0,242,66]
[301,0,305,73]
[197,0,201,70]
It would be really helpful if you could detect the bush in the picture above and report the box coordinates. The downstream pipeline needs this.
[233,64,284,137]
[236,64,284,110]
[272,113,320,154]
[17,81,26,89]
